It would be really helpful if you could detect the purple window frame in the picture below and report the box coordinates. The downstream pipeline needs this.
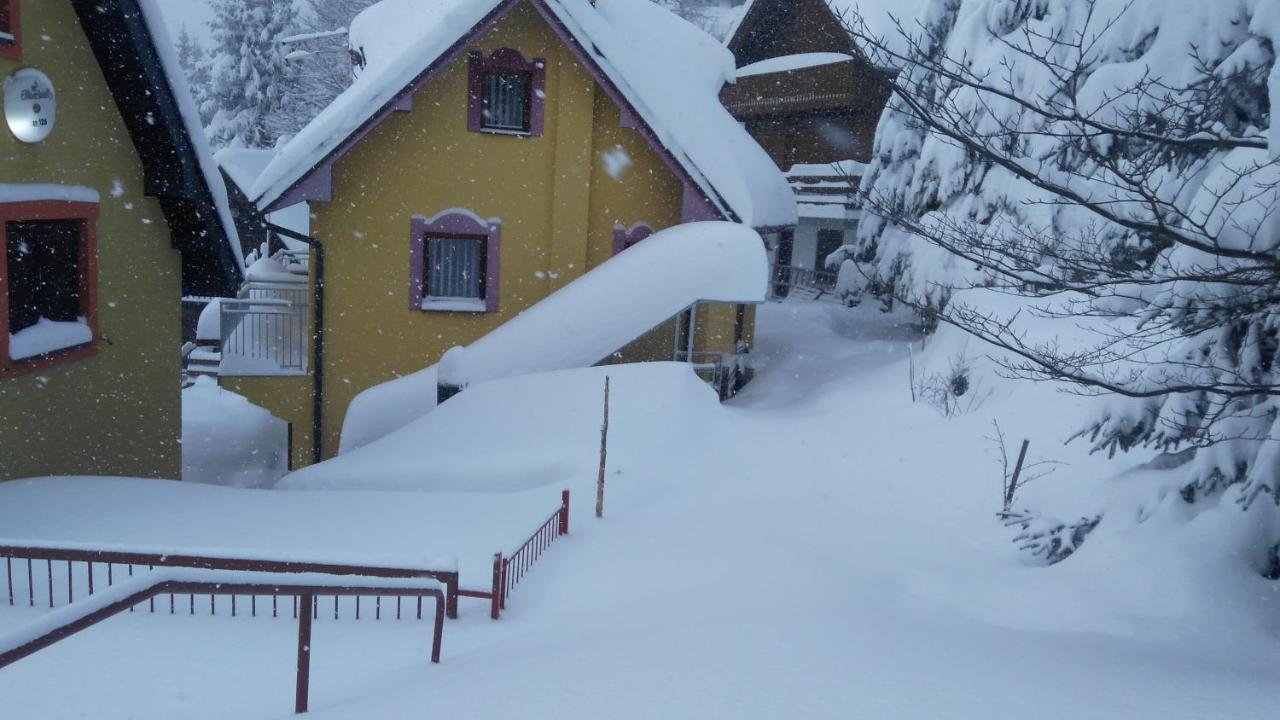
[612,222,654,255]
[409,210,502,313]
[467,48,546,137]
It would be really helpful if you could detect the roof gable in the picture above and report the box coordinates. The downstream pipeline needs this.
[69,0,244,296]
[252,0,795,230]
[727,0,853,66]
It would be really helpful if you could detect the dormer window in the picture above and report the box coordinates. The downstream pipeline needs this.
[0,1,21,62]
[467,48,545,137]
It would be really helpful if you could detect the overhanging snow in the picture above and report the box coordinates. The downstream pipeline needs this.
[339,221,767,453]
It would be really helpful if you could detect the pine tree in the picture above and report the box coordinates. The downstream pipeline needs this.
[203,0,300,149]
[175,25,212,124]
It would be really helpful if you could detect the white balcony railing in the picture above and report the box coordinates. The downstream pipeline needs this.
[218,298,308,376]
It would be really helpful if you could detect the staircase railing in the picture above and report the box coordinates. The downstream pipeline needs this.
[0,568,445,714]
[0,543,461,620]
[458,490,569,620]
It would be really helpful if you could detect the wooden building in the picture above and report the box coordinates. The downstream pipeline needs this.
[0,0,242,481]
[720,0,891,286]
[212,0,795,467]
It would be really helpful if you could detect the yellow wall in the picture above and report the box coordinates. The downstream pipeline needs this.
[241,1,757,461]
[223,374,314,471]
[0,3,184,481]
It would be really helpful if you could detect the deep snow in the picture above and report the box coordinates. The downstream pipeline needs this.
[2,301,1280,718]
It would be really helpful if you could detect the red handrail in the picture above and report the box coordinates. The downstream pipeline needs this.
[0,544,460,620]
[0,570,445,715]
[456,489,570,620]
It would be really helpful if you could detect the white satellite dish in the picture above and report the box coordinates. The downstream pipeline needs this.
[4,68,57,144]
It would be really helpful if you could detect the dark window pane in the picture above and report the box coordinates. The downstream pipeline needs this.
[816,229,844,268]
[6,220,82,334]
[482,72,529,131]
[425,236,484,300]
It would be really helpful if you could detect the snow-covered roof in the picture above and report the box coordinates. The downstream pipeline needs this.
[251,0,796,229]
[215,147,278,196]
[135,0,245,273]
[340,221,768,452]
[723,0,755,44]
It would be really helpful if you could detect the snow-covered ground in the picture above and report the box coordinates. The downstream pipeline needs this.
[3,300,1280,718]
[182,377,290,488]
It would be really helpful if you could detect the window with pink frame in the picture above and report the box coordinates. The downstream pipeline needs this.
[409,210,501,314]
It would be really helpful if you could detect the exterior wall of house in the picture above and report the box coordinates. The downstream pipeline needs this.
[789,218,860,271]
[0,1,183,481]
[240,1,721,460]
[224,374,314,471]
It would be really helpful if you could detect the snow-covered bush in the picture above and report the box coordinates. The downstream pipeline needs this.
[843,0,1280,568]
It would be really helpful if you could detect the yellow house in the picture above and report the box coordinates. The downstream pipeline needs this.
[223,0,796,467]
[0,0,243,482]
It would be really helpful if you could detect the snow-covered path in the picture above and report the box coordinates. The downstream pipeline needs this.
[3,301,1280,718]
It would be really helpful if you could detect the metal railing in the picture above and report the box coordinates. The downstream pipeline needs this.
[0,569,445,715]
[0,544,461,620]
[219,297,309,375]
[772,264,839,296]
[241,280,309,307]
[458,490,570,620]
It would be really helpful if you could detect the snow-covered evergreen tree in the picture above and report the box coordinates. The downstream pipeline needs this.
[843,0,1280,565]
[203,0,300,149]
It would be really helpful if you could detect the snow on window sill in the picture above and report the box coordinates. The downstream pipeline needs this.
[420,297,488,313]
[9,317,93,361]
[478,127,533,138]
[0,32,15,44]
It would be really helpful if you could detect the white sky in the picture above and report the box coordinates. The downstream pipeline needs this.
[152,0,217,46]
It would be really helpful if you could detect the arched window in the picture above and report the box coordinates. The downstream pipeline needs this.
[612,222,654,255]
[409,209,501,313]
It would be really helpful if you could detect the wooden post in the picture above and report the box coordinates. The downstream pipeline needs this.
[1005,439,1030,510]
[295,594,314,714]
[560,489,570,535]
[596,376,610,518]
[490,553,502,620]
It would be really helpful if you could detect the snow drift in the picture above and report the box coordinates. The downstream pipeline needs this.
[282,363,720,492]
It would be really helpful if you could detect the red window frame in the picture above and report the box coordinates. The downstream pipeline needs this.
[0,200,100,378]
[0,1,22,63]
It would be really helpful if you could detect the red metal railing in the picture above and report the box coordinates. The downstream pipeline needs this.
[457,489,570,619]
[0,544,460,621]
[0,570,445,714]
